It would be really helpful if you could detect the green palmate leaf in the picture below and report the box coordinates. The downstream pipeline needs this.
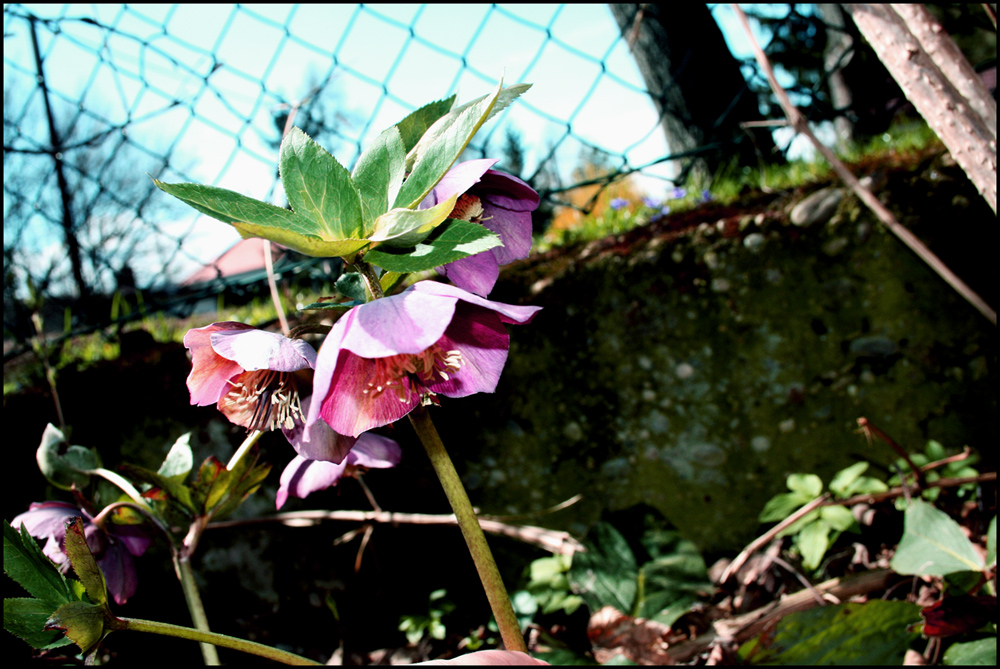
[63,518,107,606]
[36,423,98,491]
[828,462,869,496]
[158,432,194,481]
[152,181,369,259]
[394,80,504,209]
[740,600,921,665]
[46,600,106,653]
[569,522,638,615]
[4,598,74,650]
[352,126,407,228]
[4,522,74,609]
[364,220,502,273]
[280,127,365,239]
[394,95,457,154]
[820,504,856,532]
[759,491,815,523]
[369,194,459,247]
[891,499,984,576]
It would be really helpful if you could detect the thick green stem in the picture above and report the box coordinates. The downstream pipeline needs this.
[174,554,220,665]
[352,258,385,300]
[118,617,320,665]
[408,406,526,653]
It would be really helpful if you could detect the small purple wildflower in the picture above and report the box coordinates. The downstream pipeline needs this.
[609,197,629,211]
[668,187,687,200]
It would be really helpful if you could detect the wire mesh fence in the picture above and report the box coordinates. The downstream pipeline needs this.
[4,3,835,348]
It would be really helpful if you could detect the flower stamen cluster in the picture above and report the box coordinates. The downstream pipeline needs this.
[364,344,464,403]
[224,370,304,432]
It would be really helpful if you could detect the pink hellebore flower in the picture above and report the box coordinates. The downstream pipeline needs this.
[276,431,402,509]
[184,322,316,433]
[184,322,373,465]
[421,158,539,297]
[13,501,151,605]
[417,650,549,665]
[306,281,541,439]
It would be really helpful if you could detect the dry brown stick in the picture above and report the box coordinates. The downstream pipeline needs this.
[720,493,830,584]
[667,569,897,662]
[731,5,996,326]
[821,471,996,509]
[207,508,585,556]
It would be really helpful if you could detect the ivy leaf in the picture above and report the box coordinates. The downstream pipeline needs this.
[394,80,503,209]
[394,95,457,154]
[364,220,502,273]
[369,194,458,247]
[891,499,984,576]
[279,127,365,240]
[352,126,407,228]
[569,522,638,615]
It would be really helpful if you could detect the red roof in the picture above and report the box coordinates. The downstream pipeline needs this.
[183,238,285,285]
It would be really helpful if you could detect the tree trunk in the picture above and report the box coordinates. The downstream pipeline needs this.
[844,4,997,213]
[608,3,777,178]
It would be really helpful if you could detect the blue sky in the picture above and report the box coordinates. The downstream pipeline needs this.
[4,3,787,290]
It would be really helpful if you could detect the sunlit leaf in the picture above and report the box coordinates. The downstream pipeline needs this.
[891,499,983,576]
[364,220,501,273]
[369,194,458,246]
[352,126,406,227]
[62,518,106,606]
[46,600,106,653]
[393,95,456,154]
[3,522,74,609]
[158,432,193,481]
[3,598,74,650]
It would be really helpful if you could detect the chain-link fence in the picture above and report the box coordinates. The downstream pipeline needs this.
[4,3,886,348]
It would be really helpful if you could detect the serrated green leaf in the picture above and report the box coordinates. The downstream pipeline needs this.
[394,95,457,154]
[394,80,503,209]
[36,423,97,490]
[796,519,831,570]
[4,522,74,609]
[47,600,106,653]
[569,522,638,615]
[787,473,823,497]
[363,220,501,273]
[352,126,406,227]
[158,433,193,481]
[740,600,921,665]
[4,598,74,650]
[369,194,458,247]
[280,127,365,239]
[891,499,984,576]
[299,301,356,313]
[63,518,106,606]
[153,180,369,260]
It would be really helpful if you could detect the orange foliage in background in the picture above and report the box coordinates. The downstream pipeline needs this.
[549,163,647,233]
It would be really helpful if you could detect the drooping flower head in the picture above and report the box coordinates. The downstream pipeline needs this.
[306,281,541,439]
[277,432,402,509]
[184,322,316,433]
[13,501,151,605]
[420,159,539,297]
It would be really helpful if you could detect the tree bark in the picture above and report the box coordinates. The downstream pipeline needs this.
[608,4,777,178]
[844,4,997,213]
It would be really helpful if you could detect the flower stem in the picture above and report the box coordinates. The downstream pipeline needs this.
[227,430,263,471]
[408,406,526,653]
[352,258,384,300]
[89,467,152,511]
[174,553,221,665]
[117,616,320,665]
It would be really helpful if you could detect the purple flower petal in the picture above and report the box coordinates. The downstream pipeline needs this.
[210,328,316,372]
[420,159,498,209]
[282,395,358,464]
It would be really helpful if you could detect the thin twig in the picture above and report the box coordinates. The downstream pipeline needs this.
[731,4,996,325]
[856,417,924,486]
[820,472,995,509]
[206,508,585,556]
[720,493,830,584]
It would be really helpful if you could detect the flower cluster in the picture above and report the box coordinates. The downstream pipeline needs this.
[182,161,541,505]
